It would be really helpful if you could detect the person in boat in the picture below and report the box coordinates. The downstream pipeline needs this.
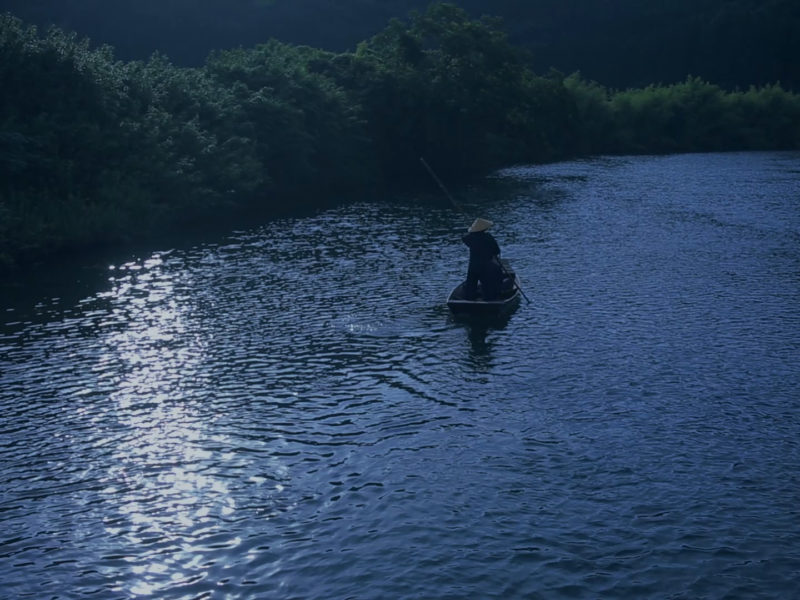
[462,218,504,301]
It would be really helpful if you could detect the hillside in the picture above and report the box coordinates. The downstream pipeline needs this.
[0,0,797,90]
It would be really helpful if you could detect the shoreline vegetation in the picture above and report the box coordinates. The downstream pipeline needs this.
[2,3,799,269]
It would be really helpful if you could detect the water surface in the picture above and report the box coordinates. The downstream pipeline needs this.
[2,152,799,599]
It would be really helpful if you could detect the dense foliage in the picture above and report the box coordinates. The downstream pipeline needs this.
[1,0,797,91]
[1,4,799,267]
[566,75,800,156]
[0,17,262,263]
[323,4,579,181]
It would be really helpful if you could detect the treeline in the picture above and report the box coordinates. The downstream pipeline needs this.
[1,4,799,267]
[566,75,800,156]
[3,0,798,91]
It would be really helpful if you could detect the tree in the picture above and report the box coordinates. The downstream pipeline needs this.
[340,3,577,182]
[205,40,374,201]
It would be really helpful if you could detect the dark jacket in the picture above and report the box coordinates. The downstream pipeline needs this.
[462,231,500,267]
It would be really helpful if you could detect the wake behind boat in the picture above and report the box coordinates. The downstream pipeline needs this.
[447,259,522,317]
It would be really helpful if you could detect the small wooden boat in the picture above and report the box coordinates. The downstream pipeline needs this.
[447,259,523,317]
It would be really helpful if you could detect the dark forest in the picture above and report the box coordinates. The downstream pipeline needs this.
[1,2,798,267]
[2,0,798,90]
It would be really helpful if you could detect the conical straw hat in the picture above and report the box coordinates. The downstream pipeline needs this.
[468,218,493,233]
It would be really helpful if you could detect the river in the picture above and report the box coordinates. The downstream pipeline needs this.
[1,152,799,599]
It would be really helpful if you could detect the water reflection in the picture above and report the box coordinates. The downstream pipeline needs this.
[453,313,515,369]
[95,253,241,597]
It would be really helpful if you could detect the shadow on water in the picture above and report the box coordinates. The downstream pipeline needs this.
[451,312,515,368]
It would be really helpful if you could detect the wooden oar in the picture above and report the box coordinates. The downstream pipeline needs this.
[497,259,531,305]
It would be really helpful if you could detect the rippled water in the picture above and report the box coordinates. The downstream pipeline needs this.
[2,152,799,599]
